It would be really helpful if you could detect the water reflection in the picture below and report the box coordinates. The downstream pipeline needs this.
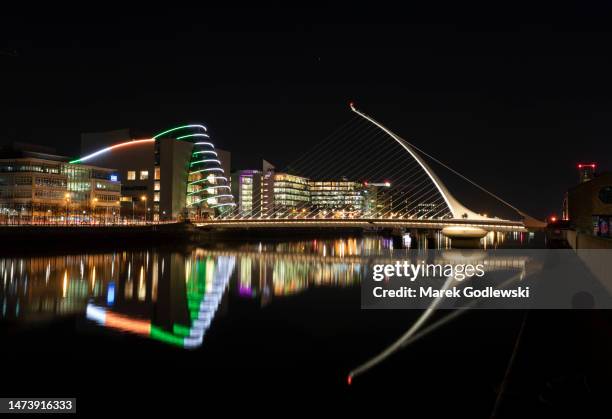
[0,232,535,348]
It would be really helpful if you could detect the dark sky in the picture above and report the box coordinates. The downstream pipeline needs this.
[2,5,612,218]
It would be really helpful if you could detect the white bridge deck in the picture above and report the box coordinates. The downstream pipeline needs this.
[195,217,529,232]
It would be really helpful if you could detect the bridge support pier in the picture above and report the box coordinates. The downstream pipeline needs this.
[391,228,406,249]
[441,226,488,249]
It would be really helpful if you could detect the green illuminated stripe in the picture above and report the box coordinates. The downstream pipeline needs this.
[177,134,211,141]
[173,324,191,337]
[153,125,206,139]
[150,326,184,347]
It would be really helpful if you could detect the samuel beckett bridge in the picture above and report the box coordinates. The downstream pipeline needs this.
[198,103,545,239]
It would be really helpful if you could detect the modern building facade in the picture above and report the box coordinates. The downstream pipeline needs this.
[0,143,120,223]
[309,179,365,214]
[363,181,392,217]
[73,125,235,221]
[231,169,262,217]
[262,171,310,216]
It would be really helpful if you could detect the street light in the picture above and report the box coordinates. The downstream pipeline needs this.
[92,197,98,225]
[141,195,147,223]
[64,193,71,225]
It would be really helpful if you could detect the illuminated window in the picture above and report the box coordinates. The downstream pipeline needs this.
[154,192,160,202]
[154,167,160,180]
[154,181,160,191]
[140,171,149,180]
[127,171,136,180]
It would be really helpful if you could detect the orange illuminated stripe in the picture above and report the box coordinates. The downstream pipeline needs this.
[105,311,151,336]
[70,138,155,164]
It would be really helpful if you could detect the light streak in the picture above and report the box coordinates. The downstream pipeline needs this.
[69,139,154,164]
[190,159,221,166]
[190,168,224,174]
[153,124,207,139]
[177,134,210,140]
[187,186,231,195]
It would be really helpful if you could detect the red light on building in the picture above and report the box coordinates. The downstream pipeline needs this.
[578,163,597,183]
[347,375,353,385]
[550,215,557,223]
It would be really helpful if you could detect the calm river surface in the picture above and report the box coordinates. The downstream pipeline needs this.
[0,232,601,416]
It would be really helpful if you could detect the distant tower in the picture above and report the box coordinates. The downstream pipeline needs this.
[577,163,596,183]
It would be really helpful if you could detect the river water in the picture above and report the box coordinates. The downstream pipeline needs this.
[1,231,599,415]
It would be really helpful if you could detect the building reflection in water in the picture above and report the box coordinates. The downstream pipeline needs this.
[0,237,395,348]
[0,233,530,348]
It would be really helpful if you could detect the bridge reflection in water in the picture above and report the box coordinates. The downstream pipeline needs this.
[0,232,536,348]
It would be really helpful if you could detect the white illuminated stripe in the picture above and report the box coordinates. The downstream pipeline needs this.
[190,168,224,174]
[187,186,231,194]
[194,142,215,147]
[86,303,106,324]
[71,139,154,163]
[210,203,236,208]
[211,194,233,199]
[177,133,210,140]
[188,176,229,186]
[191,159,221,165]
[182,256,234,348]
[193,150,218,155]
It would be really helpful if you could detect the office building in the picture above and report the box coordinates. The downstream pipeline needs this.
[309,179,365,215]
[0,142,120,223]
[363,181,392,217]
[262,170,310,216]
[231,169,262,217]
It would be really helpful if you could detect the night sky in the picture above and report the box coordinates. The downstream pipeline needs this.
[2,5,612,218]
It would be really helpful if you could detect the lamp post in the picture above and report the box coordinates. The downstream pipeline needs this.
[92,197,98,225]
[64,193,71,225]
[141,195,147,223]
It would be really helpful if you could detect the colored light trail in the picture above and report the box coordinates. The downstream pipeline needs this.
[177,134,211,140]
[67,121,236,218]
[187,186,231,196]
[190,168,224,174]
[153,124,207,139]
[190,159,221,166]
[69,139,154,164]
[86,256,235,349]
